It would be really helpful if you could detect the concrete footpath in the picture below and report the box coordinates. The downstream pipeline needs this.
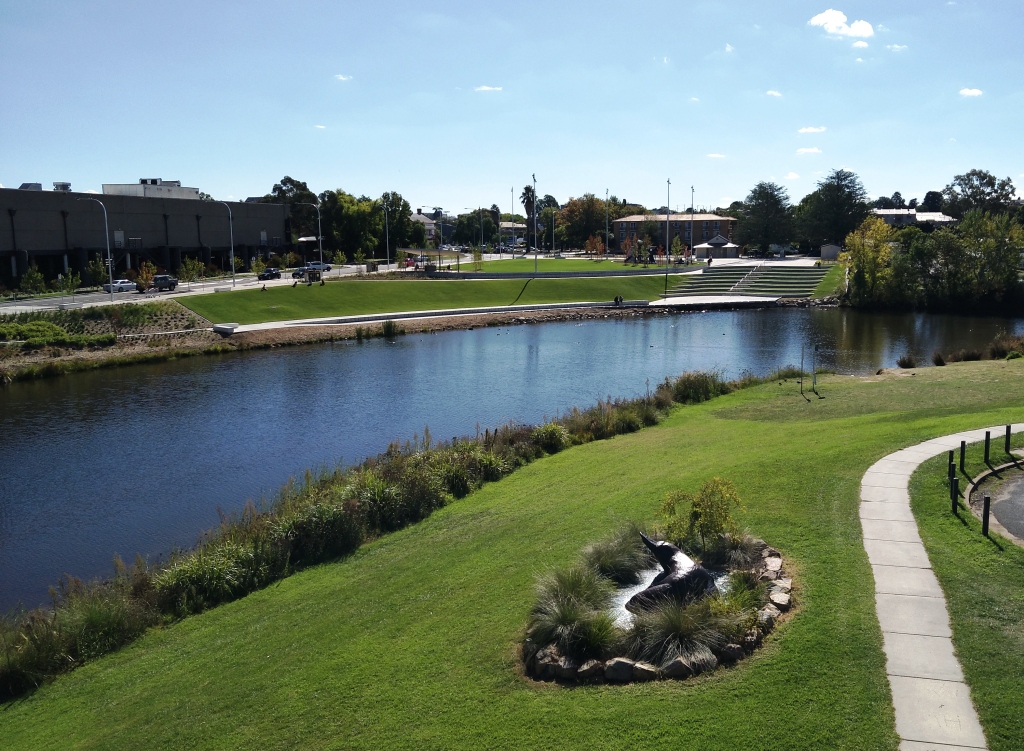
[861,424,1023,750]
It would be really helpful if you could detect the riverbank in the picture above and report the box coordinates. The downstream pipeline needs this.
[4,361,1024,749]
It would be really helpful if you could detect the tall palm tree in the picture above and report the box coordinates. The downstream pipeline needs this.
[520,185,536,225]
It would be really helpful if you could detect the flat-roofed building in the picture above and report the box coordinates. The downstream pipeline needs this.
[871,208,956,227]
[611,213,738,250]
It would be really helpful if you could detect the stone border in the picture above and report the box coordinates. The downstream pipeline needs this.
[522,544,793,685]
[860,424,1024,750]
[964,455,1024,549]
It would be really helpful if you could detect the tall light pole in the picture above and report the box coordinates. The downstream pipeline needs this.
[433,207,443,267]
[380,199,390,271]
[665,179,671,295]
[296,201,322,278]
[510,186,514,259]
[605,188,609,259]
[532,173,538,274]
[690,186,695,264]
[217,202,237,287]
[77,197,114,302]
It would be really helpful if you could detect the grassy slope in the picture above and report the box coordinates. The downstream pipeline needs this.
[911,441,1024,751]
[470,258,669,273]
[3,362,1024,750]
[179,276,684,325]
[811,265,844,298]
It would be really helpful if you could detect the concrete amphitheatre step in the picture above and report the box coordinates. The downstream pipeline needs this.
[665,265,828,298]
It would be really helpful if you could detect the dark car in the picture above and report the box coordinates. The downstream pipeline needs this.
[291,268,307,279]
[258,267,281,281]
[152,274,178,291]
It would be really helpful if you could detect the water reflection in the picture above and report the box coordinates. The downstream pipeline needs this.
[0,307,1020,610]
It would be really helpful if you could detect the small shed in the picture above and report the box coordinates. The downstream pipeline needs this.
[820,243,841,261]
[694,234,739,259]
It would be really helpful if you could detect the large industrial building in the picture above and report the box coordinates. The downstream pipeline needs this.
[1,180,290,286]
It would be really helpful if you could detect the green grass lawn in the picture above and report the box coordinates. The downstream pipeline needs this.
[4,361,1024,749]
[910,437,1024,751]
[179,275,687,325]
[467,258,691,273]
[812,265,844,298]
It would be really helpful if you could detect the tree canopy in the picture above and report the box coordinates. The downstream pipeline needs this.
[795,169,870,247]
[942,169,1017,219]
[734,182,793,255]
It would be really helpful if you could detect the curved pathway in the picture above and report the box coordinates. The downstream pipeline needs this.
[862,424,1023,750]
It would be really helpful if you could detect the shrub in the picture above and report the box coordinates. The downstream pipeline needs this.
[528,565,618,659]
[667,370,731,404]
[581,524,656,585]
[533,565,614,612]
[896,354,917,369]
[932,351,946,366]
[626,599,731,667]
[961,349,984,362]
[531,422,571,454]
[380,319,403,338]
[662,478,743,552]
[1008,351,1022,361]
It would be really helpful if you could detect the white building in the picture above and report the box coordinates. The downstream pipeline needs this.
[871,208,956,227]
[410,210,438,242]
[102,178,201,200]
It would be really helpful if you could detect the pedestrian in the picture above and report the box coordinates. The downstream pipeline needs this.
[707,255,713,268]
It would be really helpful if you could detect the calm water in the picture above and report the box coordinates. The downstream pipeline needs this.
[1,307,1021,610]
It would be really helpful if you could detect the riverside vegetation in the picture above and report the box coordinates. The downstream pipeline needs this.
[0,368,783,700]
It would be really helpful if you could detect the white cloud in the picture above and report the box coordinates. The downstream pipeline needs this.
[334,74,352,81]
[797,147,822,154]
[887,44,907,51]
[690,97,700,102]
[798,126,827,133]
[785,172,800,180]
[877,24,889,31]
[663,56,669,64]
[706,153,726,158]
[725,43,734,52]
[856,57,864,63]
[809,9,874,38]
[853,40,868,48]
[766,90,782,97]
[474,85,502,91]
[959,87,982,96]
[85,189,99,194]
[314,125,326,129]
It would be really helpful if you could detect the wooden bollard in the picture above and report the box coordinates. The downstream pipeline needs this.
[985,431,990,464]
[1006,425,1012,454]
[951,476,959,514]
[960,440,966,473]
[982,494,991,536]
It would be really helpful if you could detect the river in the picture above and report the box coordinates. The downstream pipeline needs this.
[1,307,1020,611]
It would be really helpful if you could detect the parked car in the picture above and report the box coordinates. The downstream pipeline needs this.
[152,274,178,291]
[291,268,307,279]
[258,267,281,280]
[103,279,137,293]
[414,254,431,263]
[306,261,332,272]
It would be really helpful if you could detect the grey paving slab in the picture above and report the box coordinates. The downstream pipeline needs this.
[871,458,927,475]
[863,471,911,489]
[889,675,987,749]
[872,565,945,598]
[876,593,952,638]
[884,632,964,682]
[862,518,923,543]
[861,502,917,521]
[864,538,933,568]
[861,485,911,503]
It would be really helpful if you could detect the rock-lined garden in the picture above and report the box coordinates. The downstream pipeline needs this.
[522,479,794,684]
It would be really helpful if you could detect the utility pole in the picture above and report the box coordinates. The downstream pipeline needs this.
[605,188,609,257]
[532,173,538,274]
[690,186,695,264]
[665,179,671,295]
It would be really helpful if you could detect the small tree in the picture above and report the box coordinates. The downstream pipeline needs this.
[670,236,683,261]
[57,270,81,301]
[136,261,156,291]
[252,256,266,276]
[179,256,205,290]
[232,256,245,272]
[661,477,742,551]
[472,246,483,271]
[86,257,109,287]
[19,267,46,295]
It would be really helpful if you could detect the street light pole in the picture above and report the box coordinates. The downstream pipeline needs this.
[296,201,322,278]
[76,197,114,303]
[532,173,538,274]
[217,201,237,287]
[605,188,609,258]
[665,179,671,295]
[690,186,695,264]
[380,200,390,271]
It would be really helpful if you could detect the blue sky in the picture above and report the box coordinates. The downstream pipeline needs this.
[1,1,1021,212]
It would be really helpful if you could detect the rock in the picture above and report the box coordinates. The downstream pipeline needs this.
[632,662,659,681]
[535,648,559,680]
[662,656,693,679]
[769,591,791,611]
[760,568,779,581]
[604,657,635,682]
[761,547,781,558]
[749,538,768,554]
[764,556,783,572]
[758,603,781,629]
[555,657,579,680]
[743,628,762,651]
[576,659,604,680]
[690,649,719,675]
[718,643,744,663]
[772,578,792,593]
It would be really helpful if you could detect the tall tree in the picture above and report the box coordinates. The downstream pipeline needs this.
[557,193,604,248]
[942,169,1017,218]
[377,191,413,255]
[921,191,943,212]
[795,169,870,247]
[734,182,793,255]
[262,176,319,241]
